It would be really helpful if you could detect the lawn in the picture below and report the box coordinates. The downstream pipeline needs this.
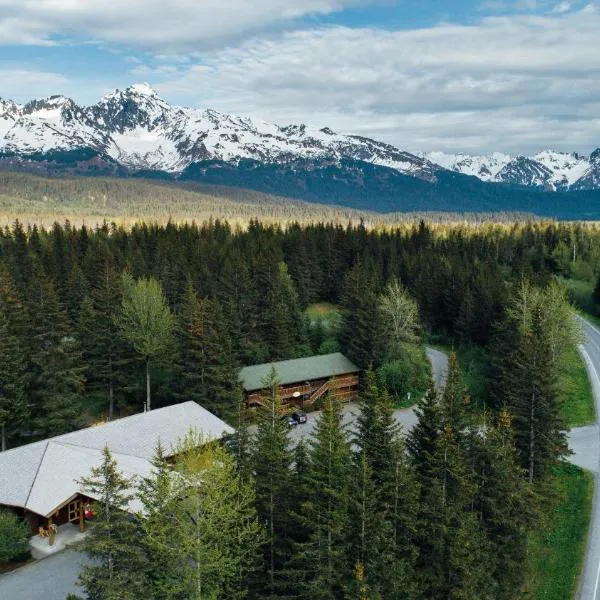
[305,303,342,327]
[561,344,596,427]
[524,462,594,600]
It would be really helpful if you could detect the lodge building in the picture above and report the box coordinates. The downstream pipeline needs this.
[239,352,360,408]
[0,402,233,542]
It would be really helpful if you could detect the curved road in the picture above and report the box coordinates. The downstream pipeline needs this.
[572,320,600,600]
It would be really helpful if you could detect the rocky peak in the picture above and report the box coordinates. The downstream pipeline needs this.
[90,84,170,133]
[496,156,553,188]
[22,95,75,119]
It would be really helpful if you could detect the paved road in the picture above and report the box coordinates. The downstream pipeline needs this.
[287,346,448,446]
[0,550,86,600]
[573,320,600,600]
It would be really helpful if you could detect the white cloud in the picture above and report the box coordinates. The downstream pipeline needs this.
[2,2,599,155]
[131,7,600,154]
[0,69,69,100]
[552,1,572,12]
[0,0,374,50]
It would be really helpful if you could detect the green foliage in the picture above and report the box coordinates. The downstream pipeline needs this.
[526,463,593,600]
[295,395,352,599]
[472,412,534,600]
[560,344,596,427]
[172,437,264,600]
[340,260,384,369]
[491,282,572,482]
[351,370,419,597]
[0,309,28,450]
[117,273,174,411]
[0,509,29,563]
[27,272,85,436]
[117,273,174,362]
[81,245,124,418]
[175,282,240,419]
[377,344,431,408]
[252,368,294,595]
[318,338,340,354]
[77,446,146,600]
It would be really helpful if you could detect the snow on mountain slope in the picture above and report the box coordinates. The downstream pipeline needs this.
[496,156,553,188]
[571,148,600,190]
[423,152,511,182]
[0,98,22,140]
[0,84,597,191]
[423,149,597,190]
[0,84,437,181]
[533,151,590,189]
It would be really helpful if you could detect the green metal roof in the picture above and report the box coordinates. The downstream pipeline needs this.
[239,352,360,392]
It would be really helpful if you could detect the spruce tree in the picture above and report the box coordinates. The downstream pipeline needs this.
[440,353,469,438]
[252,368,293,597]
[88,249,123,419]
[175,282,239,419]
[176,434,263,600]
[340,260,384,369]
[136,442,186,599]
[408,383,490,600]
[78,446,146,600]
[0,264,29,450]
[295,395,352,599]
[473,410,532,599]
[503,307,567,483]
[27,270,85,435]
[0,309,28,450]
[593,273,600,312]
[353,370,419,598]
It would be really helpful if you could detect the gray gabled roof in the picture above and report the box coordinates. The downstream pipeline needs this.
[0,401,234,518]
[239,352,360,392]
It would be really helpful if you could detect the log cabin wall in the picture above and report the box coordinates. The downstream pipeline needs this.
[246,372,360,407]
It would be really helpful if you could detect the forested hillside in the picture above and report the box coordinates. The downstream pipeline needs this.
[1,218,598,598]
[0,170,536,228]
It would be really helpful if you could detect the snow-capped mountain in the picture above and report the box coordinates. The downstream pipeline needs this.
[422,149,599,191]
[423,152,511,182]
[0,83,437,181]
[1,83,598,193]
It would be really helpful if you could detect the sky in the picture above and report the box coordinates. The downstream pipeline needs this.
[0,0,599,155]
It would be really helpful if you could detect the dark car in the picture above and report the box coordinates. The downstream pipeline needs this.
[282,414,298,427]
[292,410,307,424]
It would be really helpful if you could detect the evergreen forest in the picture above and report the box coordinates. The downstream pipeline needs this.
[1,218,599,599]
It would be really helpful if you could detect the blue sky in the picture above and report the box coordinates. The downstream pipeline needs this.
[1,0,598,155]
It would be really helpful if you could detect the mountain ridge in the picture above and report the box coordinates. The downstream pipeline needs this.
[421,149,598,191]
[0,83,437,181]
[1,83,600,219]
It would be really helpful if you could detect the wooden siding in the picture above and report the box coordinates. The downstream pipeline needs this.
[247,373,359,407]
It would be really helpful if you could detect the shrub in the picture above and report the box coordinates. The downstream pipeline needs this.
[0,509,29,563]
[378,343,431,407]
[318,338,340,354]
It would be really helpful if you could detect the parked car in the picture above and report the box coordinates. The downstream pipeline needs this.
[292,410,307,424]
[282,414,298,427]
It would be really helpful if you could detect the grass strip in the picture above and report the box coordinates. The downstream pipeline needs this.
[525,462,594,600]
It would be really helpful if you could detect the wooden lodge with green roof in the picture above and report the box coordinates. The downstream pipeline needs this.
[239,352,361,408]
